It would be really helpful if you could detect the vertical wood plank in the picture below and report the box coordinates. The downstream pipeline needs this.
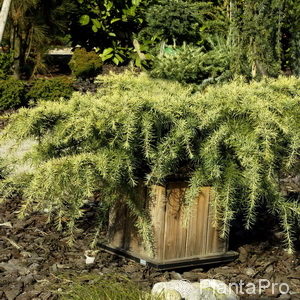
[107,201,127,248]
[163,182,188,260]
[127,184,150,257]
[149,185,167,260]
[186,187,210,257]
[206,188,227,254]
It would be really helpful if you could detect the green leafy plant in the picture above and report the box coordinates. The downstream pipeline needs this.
[72,0,148,65]
[69,48,102,79]
[98,41,127,66]
[99,39,154,67]
[0,78,27,111]
[1,73,300,252]
[27,77,74,104]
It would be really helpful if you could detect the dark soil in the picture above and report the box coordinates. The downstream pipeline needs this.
[0,197,300,300]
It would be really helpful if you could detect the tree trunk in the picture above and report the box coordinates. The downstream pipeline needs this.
[0,0,12,44]
[13,31,22,79]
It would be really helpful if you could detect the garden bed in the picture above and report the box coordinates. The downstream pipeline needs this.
[0,198,299,299]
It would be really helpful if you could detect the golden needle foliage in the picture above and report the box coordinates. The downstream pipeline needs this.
[1,72,300,252]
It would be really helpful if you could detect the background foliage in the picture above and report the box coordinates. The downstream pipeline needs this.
[70,0,150,65]
[0,77,75,111]
[0,0,299,77]
[0,78,26,110]
[150,39,232,86]
[0,0,76,78]
[140,0,211,45]
[0,51,13,79]
[68,48,102,79]
[27,77,74,104]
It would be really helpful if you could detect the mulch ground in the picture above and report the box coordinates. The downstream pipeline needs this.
[0,197,300,300]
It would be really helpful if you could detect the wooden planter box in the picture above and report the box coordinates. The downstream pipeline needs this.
[101,182,237,270]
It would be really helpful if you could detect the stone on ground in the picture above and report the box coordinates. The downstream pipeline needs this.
[152,279,239,300]
[151,280,201,299]
[193,279,239,300]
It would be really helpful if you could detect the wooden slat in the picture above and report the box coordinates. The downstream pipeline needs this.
[107,201,127,248]
[127,185,150,257]
[206,190,227,254]
[163,182,187,260]
[186,187,210,257]
[149,185,167,260]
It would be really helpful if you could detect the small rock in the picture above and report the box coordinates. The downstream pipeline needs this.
[273,231,285,240]
[265,265,274,274]
[195,279,239,300]
[33,274,44,281]
[0,260,29,276]
[28,263,40,271]
[243,268,256,277]
[85,256,95,265]
[84,250,98,265]
[20,274,35,285]
[15,293,29,300]
[152,280,201,300]
[194,288,217,300]
[4,283,23,300]
[248,254,258,266]
[170,271,182,280]
[238,247,248,263]
[0,252,12,261]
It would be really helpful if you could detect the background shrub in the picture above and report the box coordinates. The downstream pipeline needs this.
[0,78,26,111]
[0,52,14,79]
[140,0,207,45]
[69,48,102,79]
[27,77,74,104]
[150,41,232,86]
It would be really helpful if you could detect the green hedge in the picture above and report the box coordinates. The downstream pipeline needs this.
[1,73,300,252]
[0,77,75,112]
[0,79,26,111]
[0,52,13,80]
[27,77,74,104]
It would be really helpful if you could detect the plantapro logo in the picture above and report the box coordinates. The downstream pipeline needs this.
[195,279,290,295]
